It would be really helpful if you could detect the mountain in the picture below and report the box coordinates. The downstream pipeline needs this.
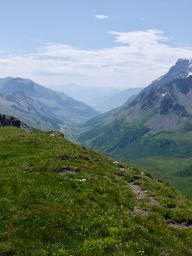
[60,84,142,112]
[60,84,118,111]
[78,59,192,161]
[1,124,192,255]
[95,87,143,112]
[0,77,98,134]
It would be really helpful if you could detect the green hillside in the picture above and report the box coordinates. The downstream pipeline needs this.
[130,156,192,196]
[78,118,192,160]
[78,60,192,195]
[79,121,192,196]
[1,127,192,255]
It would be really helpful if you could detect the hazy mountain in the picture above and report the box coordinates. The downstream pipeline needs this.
[94,87,143,112]
[60,84,142,112]
[78,59,192,161]
[0,77,98,133]
[60,84,118,110]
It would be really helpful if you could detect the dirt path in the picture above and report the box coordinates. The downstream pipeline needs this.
[129,183,158,205]
[128,183,158,215]
[129,183,192,228]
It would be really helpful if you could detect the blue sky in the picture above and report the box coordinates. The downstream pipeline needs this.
[0,0,192,88]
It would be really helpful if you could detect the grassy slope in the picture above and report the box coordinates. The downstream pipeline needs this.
[127,131,192,197]
[1,127,192,255]
[79,122,192,196]
[130,156,192,196]
[79,119,192,160]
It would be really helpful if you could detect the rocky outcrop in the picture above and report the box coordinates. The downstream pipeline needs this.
[0,114,31,132]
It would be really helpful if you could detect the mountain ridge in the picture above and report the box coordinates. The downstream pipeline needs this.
[61,84,143,112]
[0,77,98,135]
[78,58,192,160]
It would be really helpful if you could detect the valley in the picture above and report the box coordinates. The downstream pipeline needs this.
[61,85,143,112]
[1,1,192,255]
[78,59,192,195]
[0,77,98,134]
[1,60,192,198]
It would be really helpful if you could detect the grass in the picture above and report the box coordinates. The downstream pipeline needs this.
[1,127,192,255]
[130,156,192,196]
[79,123,192,197]
[79,119,192,161]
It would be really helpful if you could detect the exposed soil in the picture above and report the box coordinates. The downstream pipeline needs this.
[59,166,80,175]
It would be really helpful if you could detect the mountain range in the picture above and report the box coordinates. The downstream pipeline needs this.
[78,59,192,161]
[95,87,143,112]
[0,77,98,135]
[1,60,192,254]
[2,60,192,195]
[61,84,142,112]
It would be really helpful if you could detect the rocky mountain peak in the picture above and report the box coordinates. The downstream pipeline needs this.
[151,58,192,88]
[168,58,192,78]
[128,59,192,111]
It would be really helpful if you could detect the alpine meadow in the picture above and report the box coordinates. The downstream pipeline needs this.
[1,1,192,255]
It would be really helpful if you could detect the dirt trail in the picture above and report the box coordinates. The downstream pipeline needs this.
[129,183,158,205]
[128,183,158,215]
[129,183,192,228]
[113,161,192,228]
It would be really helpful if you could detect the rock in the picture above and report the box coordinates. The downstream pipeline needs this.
[48,131,64,139]
[0,114,31,132]
[113,161,119,165]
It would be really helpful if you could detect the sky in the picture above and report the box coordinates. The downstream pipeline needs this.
[0,0,192,89]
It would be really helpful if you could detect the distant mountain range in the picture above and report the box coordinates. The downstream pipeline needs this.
[0,77,98,135]
[78,59,192,161]
[95,87,143,112]
[60,84,142,112]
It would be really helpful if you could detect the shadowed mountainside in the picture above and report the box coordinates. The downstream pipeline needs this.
[0,77,98,135]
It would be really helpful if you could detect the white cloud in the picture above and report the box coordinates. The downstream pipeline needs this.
[109,29,168,45]
[95,14,108,20]
[0,29,192,89]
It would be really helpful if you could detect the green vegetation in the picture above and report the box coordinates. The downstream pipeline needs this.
[130,156,192,196]
[79,120,192,196]
[79,121,192,161]
[176,166,192,177]
[1,127,192,255]
[77,63,192,204]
